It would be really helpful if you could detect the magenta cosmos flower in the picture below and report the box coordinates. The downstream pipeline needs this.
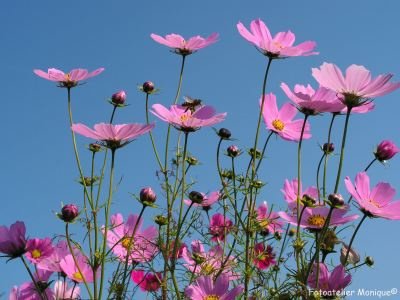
[281,179,318,210]
[253,243,276,270]
[312,63,400,108]
[209,213,233,242]
[0,221,27,258]
[237,19,317,58]
[33,67,104,88]
[185,274,244,300]
[151,104,226,132]
[345,172,400,219]
[279,206,358,230]
[256,202,283,234]
[150,33,218,55]
[103,213,158,264]
[184,191,221,210]
[308,263,351,293]
[261,93,311,142]
[374,140,399,162]
[131,270,162,292]
[25,237,54,264]
[60,254,97,283]
[71,123,154,149]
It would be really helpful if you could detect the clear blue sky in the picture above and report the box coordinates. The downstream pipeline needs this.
[1,0,400,298]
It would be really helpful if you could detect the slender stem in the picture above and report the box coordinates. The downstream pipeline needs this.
[110,106,117,123]
[343,214,368,265]
[316,154,326,203]
[255,131,274,173]
[145,93,163,170]
[323,113,337,199]
[98,149,116,300]
[334,108,352,193]
[20,256,46,300]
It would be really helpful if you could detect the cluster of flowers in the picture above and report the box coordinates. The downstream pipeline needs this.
[2,18,400,300]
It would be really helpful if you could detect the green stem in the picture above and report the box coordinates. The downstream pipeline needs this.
[316,153,326,203]
[145,93,163,170]
[323,113,337,200]
[343,214,368,265]
[20,256,46,300]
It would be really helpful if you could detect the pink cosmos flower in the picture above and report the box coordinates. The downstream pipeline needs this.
[345,172,400,219]
[131,270,162,292]
[374,140,399,162]
[25,238,54,264]
[151,104,226,132]
[150,33,219,55]
[9,269,54,300]
[37,240,78,273]
[184,191,221,210]
[185,274,244,300]
[312,63,400,107]
[103,213,158,264]
[33,67,104,88]
[256,202,283,234]
[281,179,318,210]
[253,243,276,270]
[261,93,311,142]
[209,213,233,242]
[281,82,343,114]
[0,221,27,258]
[279,206,358,230]
[53,280,81,299]
[60,254,97,283]
[71,123,154,149]
[182,240,237,279]
[308,263,351,293]
[237,19,317,58]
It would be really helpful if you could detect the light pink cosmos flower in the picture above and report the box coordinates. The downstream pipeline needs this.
[0,221,27,258]
[182,240,237,279]
[209,213,233,242]
[37,240,78,273]
[312,63,400,108]
[185,274,244,300]
[33,67,104,88]
[256,201,283,234]
[237,19,318,58]
[71,123,155,149]
[9,269,54,300]
[25,237,54,264]
[53,280,80,300]
[151,104,226,132]
[184,191,221,210]
[345,172,400,219]
[253,243,276,270]
[279,206,358,230]
[60,254,97,283]
[150,33,219,55]
[103,213,158,264]
[131,270,163,292]
[281,179,318,210]
[308,263,351,293]
[261,93,311,142]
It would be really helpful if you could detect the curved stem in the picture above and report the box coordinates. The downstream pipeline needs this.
[323,113,337,199]
[343,214,368,265]
[145,93,163,170]
[316,153,326,203]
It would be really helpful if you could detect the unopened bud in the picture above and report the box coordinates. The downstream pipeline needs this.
[288,228,296,237]
[328,193,345,208]
[323,143,335,154]
[154,215,168,226]
[142,81,155,94]
[227,145,240,157]
[89,143,102,153]
[374,140,399,162]
[301,194,316,207]
[59,204,79,223]
[140,187,157,205]
[189,191,204,204]
[186,156,199,166]
[365,256,374,267]
[218,128,231,139]
[111,90,127,105]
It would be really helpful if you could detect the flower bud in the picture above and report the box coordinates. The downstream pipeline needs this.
[365,256,374,267]
[142,81,155,94]
[374,140,399,162]
[328,193,345,208]
[248,148,262,159]
[274,231,282,240]
[186,156,199,166]
[322,142,334,154]
[288,228,296,237]
[140,187,157,204]
[154,215,168,226]
[59,204,79,223]
[227,145,240,157]
[218,128,231,139]
[301,194,316,207]
[340,243,360,265]
[111,90,127,105]
[89,143,102,153]
[189,191,204,204]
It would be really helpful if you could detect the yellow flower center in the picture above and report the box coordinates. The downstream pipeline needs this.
[73,271,83,281]
[369,199,381,208]
[272,119,285,131]
[65,73,71,81]
[273,41,284,50]
[31,249,41,259]
[180,113,192,123]
[201,263,215,275]
[121,237,134,249]
[307,214,326,227]
[258,219,270,228]
[204,296,220,300]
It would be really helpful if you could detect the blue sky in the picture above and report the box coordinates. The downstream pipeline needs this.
[1,0,400,298]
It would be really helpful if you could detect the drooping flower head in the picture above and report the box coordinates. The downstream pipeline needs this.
[209,213,233,242]
[312,63,400,109]
[60,254,97,283]
[253,243,276,270]
[103,213,158,264]
[25,238,54,264]
[185,274,244,300]
[374,140,399,162]
[33,67,104,88]
[237,19,318,58]
[308,263,351,293]
[184,191,221,210]
[345,172,400,219]
[131,270,163,292]
[261,93,311,142]
[279,206,358,231]
[71,123,154,150]
[151,104,226,132]
[256,202,283,234]
[151,33,219,56]
[0,221,27,259]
